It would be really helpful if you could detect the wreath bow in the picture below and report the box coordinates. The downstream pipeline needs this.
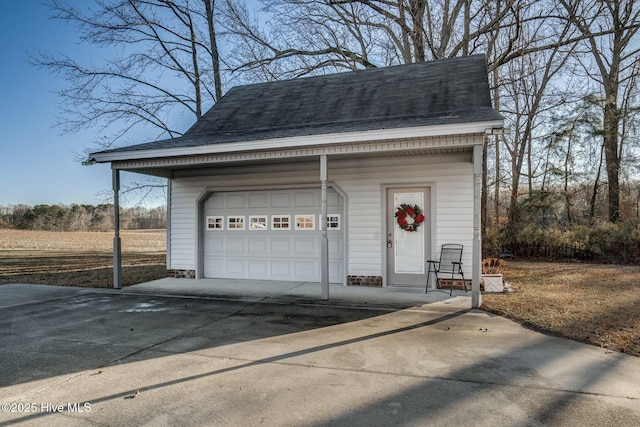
[395,204,425,232]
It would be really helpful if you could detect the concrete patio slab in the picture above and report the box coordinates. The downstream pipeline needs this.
[121,277,474,310]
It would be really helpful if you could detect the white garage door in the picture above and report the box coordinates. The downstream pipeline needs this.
[203,188,344,283]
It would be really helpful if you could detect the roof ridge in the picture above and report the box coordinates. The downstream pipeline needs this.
[226,54,488,91]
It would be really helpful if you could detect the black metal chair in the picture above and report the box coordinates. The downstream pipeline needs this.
[426,244,467,295]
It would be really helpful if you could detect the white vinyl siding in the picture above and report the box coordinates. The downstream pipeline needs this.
[168,150,476,280]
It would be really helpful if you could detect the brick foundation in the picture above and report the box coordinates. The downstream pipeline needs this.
[347,275,383,287]
[168,269,196,279]
[436,278,472,290]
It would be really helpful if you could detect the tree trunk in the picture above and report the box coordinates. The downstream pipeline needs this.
[408,0,426,61]
[603,98,621,222]
[187,12,202,119]
[204,0,223,102]
[564,131,572,223]
[590,145,605,224]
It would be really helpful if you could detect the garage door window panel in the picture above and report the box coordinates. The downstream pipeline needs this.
[295,215,315,230]
[319,214,341,230]
[272,215,291,230]
[228,216,245,230]
[249,215,268,230]
[206,216,224,230]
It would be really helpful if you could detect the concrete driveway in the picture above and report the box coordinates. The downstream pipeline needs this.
[1,282,639,426]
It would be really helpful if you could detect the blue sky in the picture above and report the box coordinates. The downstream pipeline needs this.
[0,1,120,206]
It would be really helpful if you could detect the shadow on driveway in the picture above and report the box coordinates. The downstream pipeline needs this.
[1,283,639,426]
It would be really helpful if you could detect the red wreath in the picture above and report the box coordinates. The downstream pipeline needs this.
[395,204,425,232]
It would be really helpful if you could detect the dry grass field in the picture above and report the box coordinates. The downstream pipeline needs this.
[1,229,638,357]
[0,229,166,287]
[482,261,640,357]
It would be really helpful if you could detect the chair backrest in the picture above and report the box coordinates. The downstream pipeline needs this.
[438,244,463,272]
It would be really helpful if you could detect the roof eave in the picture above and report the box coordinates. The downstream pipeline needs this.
[86,119,504,164]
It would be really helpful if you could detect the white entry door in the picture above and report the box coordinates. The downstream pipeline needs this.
[386,188,431,286]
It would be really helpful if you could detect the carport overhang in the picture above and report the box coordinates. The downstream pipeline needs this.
[87,120,501,172]
[87,119,503,307]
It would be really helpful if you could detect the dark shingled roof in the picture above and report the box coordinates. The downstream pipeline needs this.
[96,55,502,154]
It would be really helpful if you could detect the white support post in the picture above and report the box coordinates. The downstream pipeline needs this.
[113,168,122,289]
[320,155,329,300]
[472,144,482,308]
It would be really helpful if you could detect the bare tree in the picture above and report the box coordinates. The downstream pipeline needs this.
[559,0,640,222]
[204,0,224,101]
[221,0,379,81]
[33,0,225,152]
[224,0,518,80]
[543,95,604,224]
[500,42,575,224]
[31,0,229,205]
[471,0,576,238]
[327,0,517,63]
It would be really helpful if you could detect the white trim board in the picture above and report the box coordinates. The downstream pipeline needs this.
[91,120,503,164]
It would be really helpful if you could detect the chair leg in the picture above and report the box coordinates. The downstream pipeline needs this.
[450,271,454,296]
[426,268,431,294]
